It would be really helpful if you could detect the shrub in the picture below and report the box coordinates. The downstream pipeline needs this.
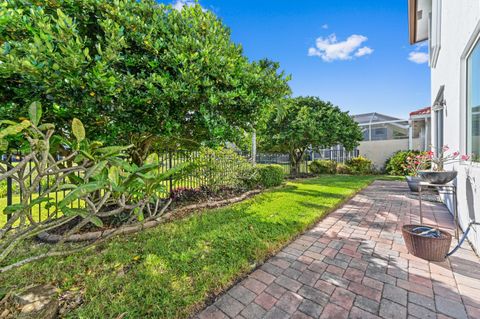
[309,160,337,174]
[194,147,253,191]
[256,164,284,188]
[336,163,352,175]
[0,102,193,272]
[385,150,426,176]
[0,1,290,153]
[346,156,373,175]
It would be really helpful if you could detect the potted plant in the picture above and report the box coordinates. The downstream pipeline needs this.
[418,145,470,184]
[404,152,430,192]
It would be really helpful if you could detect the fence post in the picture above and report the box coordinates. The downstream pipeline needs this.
[168,151,173,197]
[6,155,12,221]
[251,130,256,166]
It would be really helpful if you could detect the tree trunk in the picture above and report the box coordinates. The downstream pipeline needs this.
[290,149,304,177]
[129,134,156,166]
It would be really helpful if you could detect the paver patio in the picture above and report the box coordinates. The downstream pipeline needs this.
[197,180,480,319]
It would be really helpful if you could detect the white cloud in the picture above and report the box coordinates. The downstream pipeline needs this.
[408,51,429,64]
[172,0,197,11]
[308,34,373,62]
[355,46,374,57]
[407,42,429,64]
[321,24,329,29]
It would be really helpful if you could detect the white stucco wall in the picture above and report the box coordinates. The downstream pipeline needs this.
[357,138,423,170]
[431,0,480,253]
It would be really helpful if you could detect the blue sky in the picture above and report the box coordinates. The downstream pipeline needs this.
[165,0,431,118]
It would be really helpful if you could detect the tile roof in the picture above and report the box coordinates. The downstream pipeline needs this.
[409,106,431,116]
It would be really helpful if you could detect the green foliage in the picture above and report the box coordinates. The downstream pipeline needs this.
[0,102,193,270]
[0,176,374,318]
[309,160,337,175]
[258,97,362,175]
[0,0,290,152]
[193,147,254,191]
[336,163,352,175]
[255,164,284,188]
[385,150,425,176]
[345,156,373,175]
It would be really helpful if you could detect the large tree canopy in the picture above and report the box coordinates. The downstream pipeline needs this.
[258,96,362,175]
[0,0,290,160]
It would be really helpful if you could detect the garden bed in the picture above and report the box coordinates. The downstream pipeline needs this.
[38,188,262,243]
[0,175,375,318]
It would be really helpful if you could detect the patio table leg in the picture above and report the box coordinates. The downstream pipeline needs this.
[419,185,423,225]
[453,187,459,241]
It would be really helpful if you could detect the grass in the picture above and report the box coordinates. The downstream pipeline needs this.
[0,175,378,318]
[374,175,405,181]
[0,192,84,226]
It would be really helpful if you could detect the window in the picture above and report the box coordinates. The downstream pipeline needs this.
[362,129,369,141]
[371,127,387,141]
[467,38,480,161]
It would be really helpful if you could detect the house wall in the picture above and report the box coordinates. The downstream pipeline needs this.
[358,137,423,169]
[431,0,480,253]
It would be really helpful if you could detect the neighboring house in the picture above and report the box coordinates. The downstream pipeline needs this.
[410,106,432,151]
[408,0,480,253]
[353,112,430,169]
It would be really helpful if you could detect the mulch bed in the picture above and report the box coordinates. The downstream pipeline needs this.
[37,187,262,243]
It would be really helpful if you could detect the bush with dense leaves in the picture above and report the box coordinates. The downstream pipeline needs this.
[309,160,337,174]
[336,163,352,175]
[256,165,284,188]
[0,0,290,162]
[385,150,426,176]
[345,157,373,175]
[193,147,254,191]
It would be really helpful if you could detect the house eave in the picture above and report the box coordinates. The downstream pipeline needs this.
[408,0,430,44]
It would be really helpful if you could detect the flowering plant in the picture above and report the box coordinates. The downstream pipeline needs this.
[404,152,431,176]
[427,145,470,171]
[404,145,470,175]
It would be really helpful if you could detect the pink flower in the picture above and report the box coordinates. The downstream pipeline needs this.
[453,151,460,157]
[461,155,470,161]
[443,145,450,151]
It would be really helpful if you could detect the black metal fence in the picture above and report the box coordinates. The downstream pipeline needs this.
[0,148,358,225]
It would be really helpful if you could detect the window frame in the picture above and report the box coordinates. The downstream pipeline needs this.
[460,21,480,166]
[429,0,442,68]
[466,36,480,162]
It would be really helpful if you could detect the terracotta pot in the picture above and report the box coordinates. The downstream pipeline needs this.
[418,171,457,184]
[402,224,452,262]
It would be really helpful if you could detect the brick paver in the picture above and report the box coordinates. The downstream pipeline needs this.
[197,181,480,318]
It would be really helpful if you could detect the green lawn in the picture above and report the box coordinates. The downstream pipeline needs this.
[0,175,376,318]
[0,192,84,226]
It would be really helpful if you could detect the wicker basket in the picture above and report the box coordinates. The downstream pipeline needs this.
[402,224,452,262]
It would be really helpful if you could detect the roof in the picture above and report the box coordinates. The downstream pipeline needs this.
[410,106,431,116]
[353,112,402,125]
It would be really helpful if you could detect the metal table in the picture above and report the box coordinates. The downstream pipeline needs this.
[418,181,459,240]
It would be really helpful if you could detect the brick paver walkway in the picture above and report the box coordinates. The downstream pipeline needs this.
[197,181,480,319]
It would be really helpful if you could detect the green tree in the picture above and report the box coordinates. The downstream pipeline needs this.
[258,97,362,175]
[0,0,290,162]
